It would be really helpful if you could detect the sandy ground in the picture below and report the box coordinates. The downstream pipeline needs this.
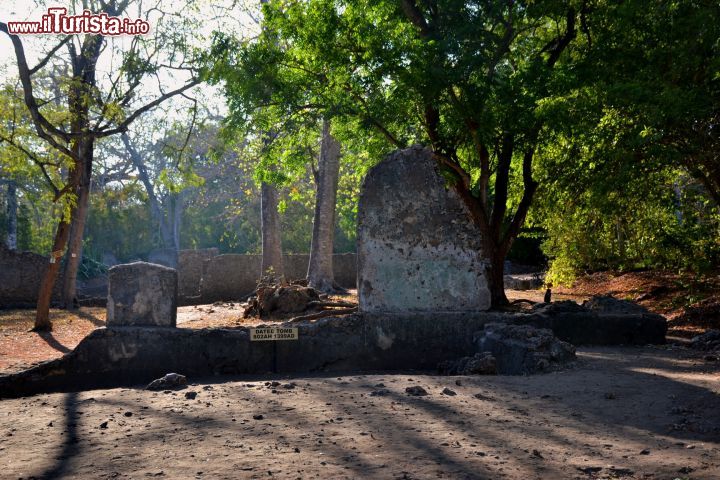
[1,346,718,480]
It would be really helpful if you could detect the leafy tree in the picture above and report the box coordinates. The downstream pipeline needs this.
[532,0,720,282]
[1,0,200,328]
[208,0,584,306]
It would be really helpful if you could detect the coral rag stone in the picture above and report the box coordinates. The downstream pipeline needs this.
[107,262,177,327]
[357,146,491,313]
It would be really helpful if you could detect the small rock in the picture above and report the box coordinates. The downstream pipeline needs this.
[476,323,575,375]
[678,466,694,474]
[473,393,494,401]
[690,329,720,351]
[99,421,108,429]
[639,449,650,455]
[124,412,133,417]
[605,392,616,400]
[438,352,497,375]
[185,391,198,400]
[146,373,188,391]
[531,449,543,459]
[583,295,649,314]
[577,466,602,474]
[606,467,634,477]
[405,386,428,396]
[369,389,390,397]
[253,414,264,420]
[282,383,296,389]
[441,388,457,396]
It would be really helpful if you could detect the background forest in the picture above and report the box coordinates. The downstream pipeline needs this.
[0,0,718,289]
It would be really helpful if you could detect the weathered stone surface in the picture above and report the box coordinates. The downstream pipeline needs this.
[476,323,576,375]
[357,146,490,312]
[0,244,62,308]
[107,262,177,327]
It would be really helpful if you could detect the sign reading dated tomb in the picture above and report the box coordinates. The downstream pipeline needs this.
[357,146,491,313]
[250,327,299,341]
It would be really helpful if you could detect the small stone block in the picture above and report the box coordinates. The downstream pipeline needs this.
[107,261,177,327]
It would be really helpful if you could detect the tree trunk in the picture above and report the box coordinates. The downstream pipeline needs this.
[486,247,509,308]
[35,158,84,330]
[171,192,183,251]
[122,133,177,250]
[34,218,72,331]
[260,182,283,278]
[61,139,93,310]
[5,180,17,250]
[307,119,341,292]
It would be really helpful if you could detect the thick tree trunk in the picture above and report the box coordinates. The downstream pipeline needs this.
[486,248,509,307]
[260,182,283,277]
[6,180,17,250]
[61,140,93,309]
[34,217,72,331]
[307,119,341,292]
[35,158,83,330]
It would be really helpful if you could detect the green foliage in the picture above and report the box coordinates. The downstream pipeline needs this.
[532,0,720,284]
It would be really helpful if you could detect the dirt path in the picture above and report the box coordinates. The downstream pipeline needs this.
[1,346,718,479]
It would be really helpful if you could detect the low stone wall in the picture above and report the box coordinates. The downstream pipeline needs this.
[0,312,498,397]
[200,253,357,303]
[147,248,179,268]
[331,253,357,289]
[178,248,219,300]
[200,254,260,303]
[0,245,62,308]
[0,307,666,398]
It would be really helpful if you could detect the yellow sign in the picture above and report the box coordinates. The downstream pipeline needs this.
[250,327,298,341]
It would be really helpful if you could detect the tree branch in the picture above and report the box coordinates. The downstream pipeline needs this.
[29,36,72,75]
[400,0,432,37]
[96,79,202,138]
[0,22,75,157]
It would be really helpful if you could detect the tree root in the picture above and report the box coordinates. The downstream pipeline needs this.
[510,299,536,306]
[306,300,357,309]
[288,307,357,323]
